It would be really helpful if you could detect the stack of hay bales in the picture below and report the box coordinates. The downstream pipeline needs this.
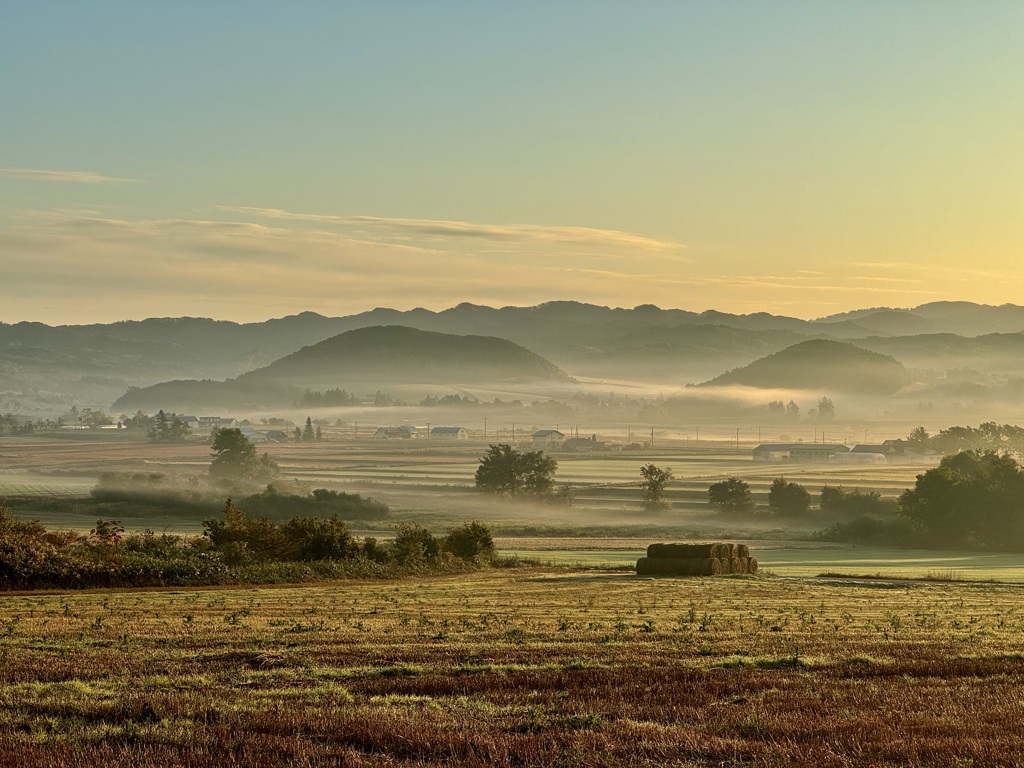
[636,543,759,576]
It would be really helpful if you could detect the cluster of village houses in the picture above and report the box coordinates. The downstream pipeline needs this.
[92,413,937,464]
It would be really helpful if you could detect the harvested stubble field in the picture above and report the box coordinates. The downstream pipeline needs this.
[2,570,1024,767]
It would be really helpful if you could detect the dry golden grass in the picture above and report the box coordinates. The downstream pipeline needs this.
[2,569,1023,766]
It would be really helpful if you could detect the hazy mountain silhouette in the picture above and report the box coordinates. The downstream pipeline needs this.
[701,339,910,395]
[112,326,570,411]
[4,300,1024,411]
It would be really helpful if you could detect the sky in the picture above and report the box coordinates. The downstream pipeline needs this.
[2,2,1022,325]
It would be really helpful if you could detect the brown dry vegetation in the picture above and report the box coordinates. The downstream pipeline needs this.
[2,570,1023,766]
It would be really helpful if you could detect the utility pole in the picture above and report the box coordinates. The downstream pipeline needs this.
[650,427,654,447]
[735,428,739,450]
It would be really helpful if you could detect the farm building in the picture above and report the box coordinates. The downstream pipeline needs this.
[531,429,565,448]
[431,426,468,440]
[849,440,939,464]
[561,435,601,452]
[265,430,290,442]
[198,416,238,433]
[374,425,418,440]
[833,450,888,464]
[238,427,268,443]
[753,443,850,462]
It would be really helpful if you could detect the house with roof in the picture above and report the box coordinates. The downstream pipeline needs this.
[197,416,238,433]
[177,415,200,432]
[431,426,468,440]
[531,429,565,449]
[238,426,268,443]
[561,434,606,452]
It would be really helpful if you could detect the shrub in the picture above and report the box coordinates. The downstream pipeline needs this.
[444,521,495,562]
[391,523,440,565]
[820,486,893,517]
[203,499,289,560]
[281,515,359,561]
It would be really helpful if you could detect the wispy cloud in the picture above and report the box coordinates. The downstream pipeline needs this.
[0,168,137,183]
[219,206,683,252]
[0,209,1008,324]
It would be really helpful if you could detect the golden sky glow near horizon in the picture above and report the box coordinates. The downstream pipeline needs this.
[1,3,1021,325]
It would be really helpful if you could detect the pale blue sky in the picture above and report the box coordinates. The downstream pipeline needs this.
[2,2,1021,323]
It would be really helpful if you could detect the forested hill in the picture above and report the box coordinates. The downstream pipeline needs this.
[111,326,570,411]
[701,339,910,395]
[245,326,571,387]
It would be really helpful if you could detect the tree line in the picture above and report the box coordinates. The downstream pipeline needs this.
[710,451,1024,551]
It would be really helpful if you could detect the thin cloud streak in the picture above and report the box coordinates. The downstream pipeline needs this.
[219,206,683,252]
[0,168,137,183]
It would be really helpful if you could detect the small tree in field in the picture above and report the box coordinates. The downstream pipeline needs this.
[768,477,811,516]
[639,464,673,510]
[708,478,754,515]
[475,444,557,498]
[210,428,278,483]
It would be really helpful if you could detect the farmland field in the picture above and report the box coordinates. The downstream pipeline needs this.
[0,434,930,521]
[2,569,1023,766]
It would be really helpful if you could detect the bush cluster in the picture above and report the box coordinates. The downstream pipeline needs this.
[0,501,495,590]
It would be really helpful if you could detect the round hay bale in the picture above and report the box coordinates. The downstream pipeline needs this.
[729,557,742,574]
[748,557,759,575]
[692,558,721,576]
[636,557,654,575]
[736,544,750,558]
[646,543,667,558]
[670,543,717,558]
[735,556,749,574]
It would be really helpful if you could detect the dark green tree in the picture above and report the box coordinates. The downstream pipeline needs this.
[639,464,674,510]
[820,485,890,516]
[768,477,811,516]
[148,410,191,443]
[816,396,835,422]
[302,417,315,442]
[898,451,1024,549]
[708,477,754,514]
[210,428,278,483]
[474,444,558,497]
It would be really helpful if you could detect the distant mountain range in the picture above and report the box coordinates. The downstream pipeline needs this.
[2,300,1024,412]
[112,326,571,411]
